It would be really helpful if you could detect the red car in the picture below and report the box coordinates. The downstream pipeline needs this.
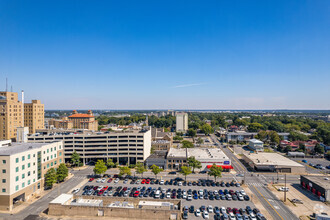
[141,179,146,184]
[98,189,104,196]
[233,208,239,214]
[107,178,113,183]
[227,207,233,213]
[133,191,140,197]
[103,186,108,191]
[146,179,150,184]
[89,178,95,182]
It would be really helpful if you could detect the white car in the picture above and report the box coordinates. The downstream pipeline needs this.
[249,213,257,220]
[187,195,192,201]
[220,207,226,214]
[162,189,166,193]
[240,190,246,195]
[166,192,171,198]
[203,211,209,219]
[207,205,213,213]
[114,178,119,183]
[182,194,187,199]
[229,213,236,220]
[238,194,244,201]
[178,182,182,186]
[160,180,164,185]
[199,189,204,195]
[72,188,79,194]
[96,178,101,183]
[97,186,103,190]
[195,209,201,217]
[101,178,106,183]
[278,187,289,192]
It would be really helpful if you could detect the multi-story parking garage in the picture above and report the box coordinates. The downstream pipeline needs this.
[27,130,151,165]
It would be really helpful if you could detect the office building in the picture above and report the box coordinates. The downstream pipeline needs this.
[0,91,44,140]
[27,130,151,165]
[24,100,45,134]
[248,139,264,152]
[0,140,64,211]
[176,112,188,132]
[166,148,232,170]
[48,110,98,131]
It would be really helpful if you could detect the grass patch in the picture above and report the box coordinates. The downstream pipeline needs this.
[263,148,274,153]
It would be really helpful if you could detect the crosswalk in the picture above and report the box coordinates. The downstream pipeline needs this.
[245,182,265,187]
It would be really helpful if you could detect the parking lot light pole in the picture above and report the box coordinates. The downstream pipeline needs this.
[284,174,287,202]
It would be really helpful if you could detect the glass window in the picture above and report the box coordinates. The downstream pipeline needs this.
[51,155,53,159]
[51,162,53,166]
[2,179,5,183]
[28,163,30,168]
[59,152,62,156]
[16,167,19,172]
[54,147,56,151]
[2,188,5,193]
[54,154,56,158]
[22,174,25,179]
[51,148,53,152]
[2,169,6,173]
[33,179,35,182]
[15,185,19,191]
[2,160,6,164]
[28,180,31,185]
[54,161,57,165]
[16,158,19,163]
[47,149,49,153]
[47,164,49,168]
[28,171,31,176]
[16,176,19,182]
[60,159,62,163]
[33,154,35,157]
[28,154,30,159]
[22,156,25,161]
[22,182,25,188]
[22,165,25,170]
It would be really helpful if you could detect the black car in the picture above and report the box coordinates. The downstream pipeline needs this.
[197,182,201,186]
[244,195,250,201]
[169,171,177,175]
[221,182,225,187]
[189,205,194,213]
[253,208,260,214]
[232,195,238,200]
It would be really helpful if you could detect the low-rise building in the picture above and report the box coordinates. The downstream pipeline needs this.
[227,131,289,142]
[242,152,305,173]
[166,148,232,171]
[248,139,264,152]
[0,140,64,211]
[27,130,151,166]
[300,175,330,202]
[145,150,167,169]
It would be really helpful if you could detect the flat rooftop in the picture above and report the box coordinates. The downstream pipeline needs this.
[0,142,56,156]
[50,194,73,205]
[245,153,304,167]
[167,148,229,160]
[302,176,330,189]
[30,129,149,137]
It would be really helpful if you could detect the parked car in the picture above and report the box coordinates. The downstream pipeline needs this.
[302,159,307,163]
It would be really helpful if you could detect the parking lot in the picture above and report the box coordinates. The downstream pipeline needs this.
[74,175,267,220]
[291,158,330,174]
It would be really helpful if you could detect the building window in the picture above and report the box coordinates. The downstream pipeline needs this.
[16,167,19,172]
[59,152,62,156]
[54,154,56,158]
[28,163,30,168]
[54,161,57,165]
[33,154,35,158]
[47,156,49,160]
[47,149,49,153]
[60,159,62,163]
[28,171,31,176]
[2,160,6,164]
[2,169,6,173]
[28,154,30,159]
[51,155,53,159]
[22,174,25,179]
[2,179,5,183]
[2,189,5,193]
[22,182,25,188]
[22,156,25,161]
[54,147,56,151]
[16,176,19,182]
[16,185,19,191]
[22,165,25,170]
[51,148,53,152]
[33,179,35,183]
[47,164,49,168]
[51,162,53,166]
[28,180,31,185]
[16,158,19,163]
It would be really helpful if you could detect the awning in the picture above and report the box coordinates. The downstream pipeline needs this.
[206,165,234,169]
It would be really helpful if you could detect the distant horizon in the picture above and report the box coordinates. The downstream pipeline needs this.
[44,109,330,112]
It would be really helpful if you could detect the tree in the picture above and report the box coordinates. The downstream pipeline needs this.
[181,140,194,148]
[119,166,131,177]
[247,123,263,132]
[197,137,204,145]
[70,150,81,167]
[200,124,214,135]
[187,128,197,140]
[151,164,163,179]
[106,159,115,168]
[187,156,202,173]
[93,160,107,175]
[298,143,306,153]
[256,131,268,142]
[269,131,280,145]
[180,166,192,181]
[208,164,223,182]
[56,163,68,182]
[136,162,147,178]
[45,168,57,188]
[284,146,292,153]
[314,143,325,154]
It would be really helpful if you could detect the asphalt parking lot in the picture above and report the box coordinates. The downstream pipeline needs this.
[74,176,266,220]
[291,158,330,174]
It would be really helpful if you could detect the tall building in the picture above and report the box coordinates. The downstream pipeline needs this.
[49,110,98,131]
[0,91,44,140]
[0,140,64,211]
[0,92,24,140]
[176,112,188,132]
[24,100,45,134]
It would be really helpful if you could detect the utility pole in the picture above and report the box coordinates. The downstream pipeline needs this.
[284,174,287,202]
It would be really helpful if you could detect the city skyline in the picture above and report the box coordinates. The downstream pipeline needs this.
[1,0,330,110]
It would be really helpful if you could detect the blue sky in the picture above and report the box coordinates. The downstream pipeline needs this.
[0,0,329,110]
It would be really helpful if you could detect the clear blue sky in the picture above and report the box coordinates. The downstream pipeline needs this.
[0,0,329,110]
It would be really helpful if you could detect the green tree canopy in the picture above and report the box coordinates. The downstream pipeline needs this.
[196,137,204,145]
[247,123,263,132]
[208,164,223,181]
[200,124,214,135]
[56,163,68,182]
[70,150,81,167]
[187,128,197,138]
[181,140,194,148]
[314,143,325,154]
[179,166,192,181]
[45,168,57,188]
[93,160,107,175]
[151,164,163,179]
[119,166,131,177]
[136,162,147,178]
[187,156,202,173]
[106,158,115,168]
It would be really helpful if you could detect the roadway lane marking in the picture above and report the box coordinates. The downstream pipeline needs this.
[231,156,246,171]
[252,185,284,220]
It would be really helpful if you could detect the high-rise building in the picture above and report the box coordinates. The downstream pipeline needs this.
[0,92,24,140]
[24,100,45,134]
[176,112,188,132]
[0,91,44,140]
